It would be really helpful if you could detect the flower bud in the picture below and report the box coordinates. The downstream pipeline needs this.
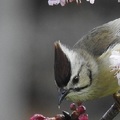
[78,114,88,120]
[55,114,65,120]
[70,103,76,111]
[30,114,46,120]
[76,105,86,115]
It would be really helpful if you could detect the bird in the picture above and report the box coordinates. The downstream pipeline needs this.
[54,18,120,105]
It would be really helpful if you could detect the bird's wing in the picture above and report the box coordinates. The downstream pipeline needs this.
[74,18,120,57]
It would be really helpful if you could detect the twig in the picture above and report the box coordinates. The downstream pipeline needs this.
[100,103,119,120]
[100,92,120,120]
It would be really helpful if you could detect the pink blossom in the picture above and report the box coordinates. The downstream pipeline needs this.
[48,0,60,6]
[60,0,66,6]
[30,114,46,120]
[89,0,95,4]
[48,0,120,6]
[116,73,120,86]
[86,0,95,4]
[48,0,96,6]
[110,51,120,68]
[69,0,75,2]
[110,50,120,86]
[78,114,89,120]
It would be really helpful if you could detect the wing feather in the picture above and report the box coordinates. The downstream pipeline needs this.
[74,18,120,56]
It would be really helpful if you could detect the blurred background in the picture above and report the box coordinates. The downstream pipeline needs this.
[0,0,120,120]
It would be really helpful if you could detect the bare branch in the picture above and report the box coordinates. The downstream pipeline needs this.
[100,92,120,120]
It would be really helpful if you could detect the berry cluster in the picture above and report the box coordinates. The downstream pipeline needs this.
[70,103,88,120]
[30,103,88,120]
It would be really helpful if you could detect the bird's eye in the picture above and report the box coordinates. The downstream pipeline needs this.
[72,76,79,84]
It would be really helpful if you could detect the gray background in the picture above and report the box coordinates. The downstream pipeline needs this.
[0,0,120,120]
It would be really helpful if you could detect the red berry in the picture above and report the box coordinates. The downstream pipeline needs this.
[44,117,56,120]
[30,114,46,120]
[55,114,65,120]
[70,103,76,111]
[78,114,88,120]
[76,105,86,115]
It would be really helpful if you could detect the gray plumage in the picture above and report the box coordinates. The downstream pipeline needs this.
[74,18,120,56]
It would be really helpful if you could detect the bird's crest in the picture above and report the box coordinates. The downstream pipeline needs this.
[54,41,71,88]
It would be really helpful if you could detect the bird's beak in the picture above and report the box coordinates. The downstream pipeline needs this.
[58,88,70,106]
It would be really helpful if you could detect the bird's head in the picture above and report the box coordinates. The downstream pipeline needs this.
[54,41,98,105]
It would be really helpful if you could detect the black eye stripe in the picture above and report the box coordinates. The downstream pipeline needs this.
[88,69,92,84]
[74,84,90,92]
[71,70,92,92]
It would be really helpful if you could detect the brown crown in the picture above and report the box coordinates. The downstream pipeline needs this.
[54,41,71,88]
